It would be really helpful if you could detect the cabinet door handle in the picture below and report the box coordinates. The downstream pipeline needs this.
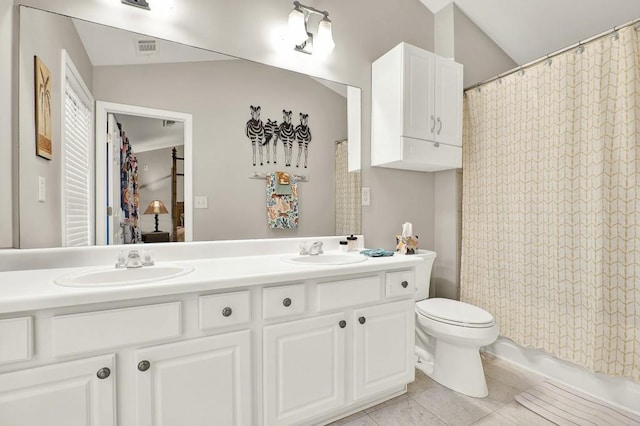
[437,117,443,135]
[358,316,366,325]
[339,320,347,328]
[138,360,151,372]
[401,280,409,288]
[96,367,111,380]
[283,298,292,307]
[430,115,436,133]
[222,307,232,317]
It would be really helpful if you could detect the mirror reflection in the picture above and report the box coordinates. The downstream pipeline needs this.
[18,6,361,249]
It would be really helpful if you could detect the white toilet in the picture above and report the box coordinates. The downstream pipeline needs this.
[413,250,499,398]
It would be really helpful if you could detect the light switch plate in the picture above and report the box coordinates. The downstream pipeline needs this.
[194,196,208,209]
[38,176,46,202]
[361,187,370,206]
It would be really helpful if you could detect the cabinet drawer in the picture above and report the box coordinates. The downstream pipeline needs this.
[317,276,381,312]
[263,284,306,319]
[0,317,33,365]
[401,137,462,171]
[200,291,251,330]
[53,302,181,356]
[386,270,415,298]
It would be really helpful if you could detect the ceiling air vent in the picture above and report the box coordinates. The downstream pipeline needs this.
[136,39,158,56]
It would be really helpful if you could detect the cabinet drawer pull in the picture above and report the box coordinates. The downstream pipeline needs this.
[401,280,409,288]
[358,316,366,325]
[339,320,347,328]
[437,117,443,135]
[430,115,436,133]
[222,307,233,317]
[283,298,292,307]
[138,360,151,372]
[96,367,111,380]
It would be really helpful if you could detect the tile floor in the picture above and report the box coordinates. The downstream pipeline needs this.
[329,353,554,426]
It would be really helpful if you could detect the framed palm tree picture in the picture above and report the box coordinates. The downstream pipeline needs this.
[34,56,52,160]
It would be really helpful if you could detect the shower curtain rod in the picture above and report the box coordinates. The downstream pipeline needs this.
[464,17,640,92]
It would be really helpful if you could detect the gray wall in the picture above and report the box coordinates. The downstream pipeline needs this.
[5,0,436,250]
[18,6,93,248]
[432,4,516,299]
[93,59,345,241]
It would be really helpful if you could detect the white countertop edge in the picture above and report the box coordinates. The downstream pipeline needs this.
[0,252,424,314]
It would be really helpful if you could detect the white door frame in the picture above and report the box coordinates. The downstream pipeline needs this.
[95,101,193,245]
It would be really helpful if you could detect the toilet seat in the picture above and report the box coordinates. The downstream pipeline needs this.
[416,298,495,328]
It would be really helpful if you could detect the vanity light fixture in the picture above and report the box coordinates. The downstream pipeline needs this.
[121,0,150,10]
[287,1,335,55]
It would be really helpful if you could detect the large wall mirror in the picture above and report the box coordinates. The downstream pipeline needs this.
[18,6,362,249]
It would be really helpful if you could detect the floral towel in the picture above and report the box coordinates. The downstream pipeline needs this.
[267,173,299,229]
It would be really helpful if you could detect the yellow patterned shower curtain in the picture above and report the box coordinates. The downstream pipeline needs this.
[461,25,640,381]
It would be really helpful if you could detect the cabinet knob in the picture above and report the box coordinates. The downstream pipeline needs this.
[339,320,347,328]
[359,316,366,325]
[434,142,440,148]
[401,280,409,288]
[283,298,292,307]
[138,360,151,372]
[222,307,233,317]
[96,367,111,380]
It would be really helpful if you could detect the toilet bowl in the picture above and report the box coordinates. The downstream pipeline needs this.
[413,251,499,398]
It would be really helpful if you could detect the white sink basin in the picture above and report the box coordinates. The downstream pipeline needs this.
[281,253,368,265]
[55,263,194,287]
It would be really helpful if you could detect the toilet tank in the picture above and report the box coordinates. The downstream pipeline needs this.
[413,250,437,301]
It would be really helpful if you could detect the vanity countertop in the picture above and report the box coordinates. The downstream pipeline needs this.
[0,252,422,314]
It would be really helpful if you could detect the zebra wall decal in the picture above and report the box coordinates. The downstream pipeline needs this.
[264,119,279,164]
[278,110,296,167]
[295,113,312,168]
[245,105,265,166]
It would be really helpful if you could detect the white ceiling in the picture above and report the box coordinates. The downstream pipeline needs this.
[116,114,183,153]
[421,0,640,65]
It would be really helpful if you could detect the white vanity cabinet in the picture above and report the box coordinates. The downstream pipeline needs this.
[134,330,252,426]
[264,312,347,425]
[0,354,116,426]
[371,42,463,171]
[263,274,416,426]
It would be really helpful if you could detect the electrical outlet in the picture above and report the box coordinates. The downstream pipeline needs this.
[361,187,371,206]
[194,196,208,209]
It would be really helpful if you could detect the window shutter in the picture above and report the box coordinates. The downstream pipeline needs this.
[63,79,92,246]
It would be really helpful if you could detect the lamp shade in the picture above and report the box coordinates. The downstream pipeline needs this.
[287,7,308,46]
[314,17,335,55]
[144,200,169,215]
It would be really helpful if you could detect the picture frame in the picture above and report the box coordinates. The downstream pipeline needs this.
[34,56,52,160]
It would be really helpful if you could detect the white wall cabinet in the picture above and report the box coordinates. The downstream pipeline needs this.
[0,354,116,426]
[372,42,463,171]
[135,330,252,426]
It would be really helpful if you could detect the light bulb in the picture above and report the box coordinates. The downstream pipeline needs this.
[287,7,308,46]
[314,17,335,55]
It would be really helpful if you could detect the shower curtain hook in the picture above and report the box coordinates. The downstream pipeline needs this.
[575,42,585,55]
[544,54,552,66]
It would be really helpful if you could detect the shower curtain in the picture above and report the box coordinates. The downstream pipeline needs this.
[335,141,361,236]
[462,25,640,381]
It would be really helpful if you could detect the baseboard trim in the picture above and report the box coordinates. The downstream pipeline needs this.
[484,336,640,416]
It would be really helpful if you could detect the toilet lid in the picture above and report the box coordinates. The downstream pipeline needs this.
[416,298,495,326]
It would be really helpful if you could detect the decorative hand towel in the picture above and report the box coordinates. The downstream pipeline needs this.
[275,171,292,195]
[267,173,299,229]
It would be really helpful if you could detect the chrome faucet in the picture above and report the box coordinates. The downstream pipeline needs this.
[116,249,155,269]
[125,249,144,268]
[300,241,324,256]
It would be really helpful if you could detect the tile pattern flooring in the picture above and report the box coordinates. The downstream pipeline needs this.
[329,353,554,426]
